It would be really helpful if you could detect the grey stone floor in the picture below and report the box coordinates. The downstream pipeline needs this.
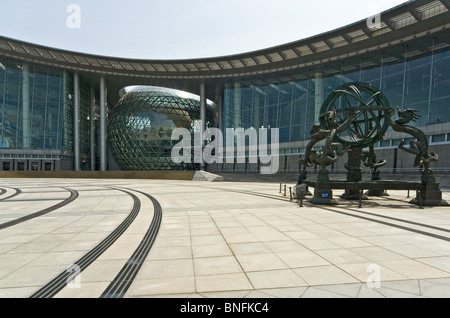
[0,177,449,298]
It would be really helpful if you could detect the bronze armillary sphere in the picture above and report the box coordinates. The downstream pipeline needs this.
[319,82,393,149]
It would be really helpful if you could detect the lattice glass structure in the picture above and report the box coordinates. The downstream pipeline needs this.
[108,86,215,171]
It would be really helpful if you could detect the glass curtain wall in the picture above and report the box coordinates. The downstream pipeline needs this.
[0,58,65,150]
[223,40,450,146]
[0,57,90,155]
[63,70,74,152]
[223,80,316,144]
[79,81,91,155]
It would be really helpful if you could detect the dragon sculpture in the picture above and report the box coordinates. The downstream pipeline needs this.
[389,108,439,183]
[361,144,387,181]
[297,109,355,184]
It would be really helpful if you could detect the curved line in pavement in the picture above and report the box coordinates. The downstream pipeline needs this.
[0,188,22,202]
[30,188,141,298]
[0,188,78,231]
[100,189,162,298]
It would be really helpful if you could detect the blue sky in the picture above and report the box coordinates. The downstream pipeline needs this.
[0,0,408,60]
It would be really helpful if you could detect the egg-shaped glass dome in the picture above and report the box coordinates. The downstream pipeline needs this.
[108,86,216,171]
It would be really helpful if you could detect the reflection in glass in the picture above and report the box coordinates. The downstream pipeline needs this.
[108,87,215,171]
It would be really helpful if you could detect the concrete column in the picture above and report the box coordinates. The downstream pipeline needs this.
[427,40,436,125]
[218,95,223,131]
[22,64,31,149]
[314,72,324,125]
[217,94,224,166]
[74,73,80,171]
[100,77,107,171]
[254,92,260,129]
[200,82,206,133]
[90,86,96,171]
[200,82,207,170]
[234,82,241,128]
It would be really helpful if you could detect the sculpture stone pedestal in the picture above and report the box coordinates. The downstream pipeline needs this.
[365,169,389,197]
[310,186,338,205]
[309,168,338,205]
[410,183,449,206]
[341,147,368,200]
[293,184,307,199]
[365,189,390,197]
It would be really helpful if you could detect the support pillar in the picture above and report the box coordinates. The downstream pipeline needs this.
[234,82,241,128]
[22,64,31,150]
[254,93,260,130]
[314,72,324,125]
[219,96,223,130]
[74,73,80,171]
[232,82,242,169]
[90,86,96,171]
[200,82,206,170]
[100,77,107,171]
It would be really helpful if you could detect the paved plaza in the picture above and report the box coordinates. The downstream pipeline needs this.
[0,174,450,298]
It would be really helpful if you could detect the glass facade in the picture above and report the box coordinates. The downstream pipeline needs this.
[1,11,449,172]
[0,58,67,150]
[0,57,92,170]
[223,37,450,147]
[62,72,91,154]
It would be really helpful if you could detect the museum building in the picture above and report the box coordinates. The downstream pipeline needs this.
[0,0,449,174]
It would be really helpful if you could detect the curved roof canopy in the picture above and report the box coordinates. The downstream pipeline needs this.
[0,0,449,102]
